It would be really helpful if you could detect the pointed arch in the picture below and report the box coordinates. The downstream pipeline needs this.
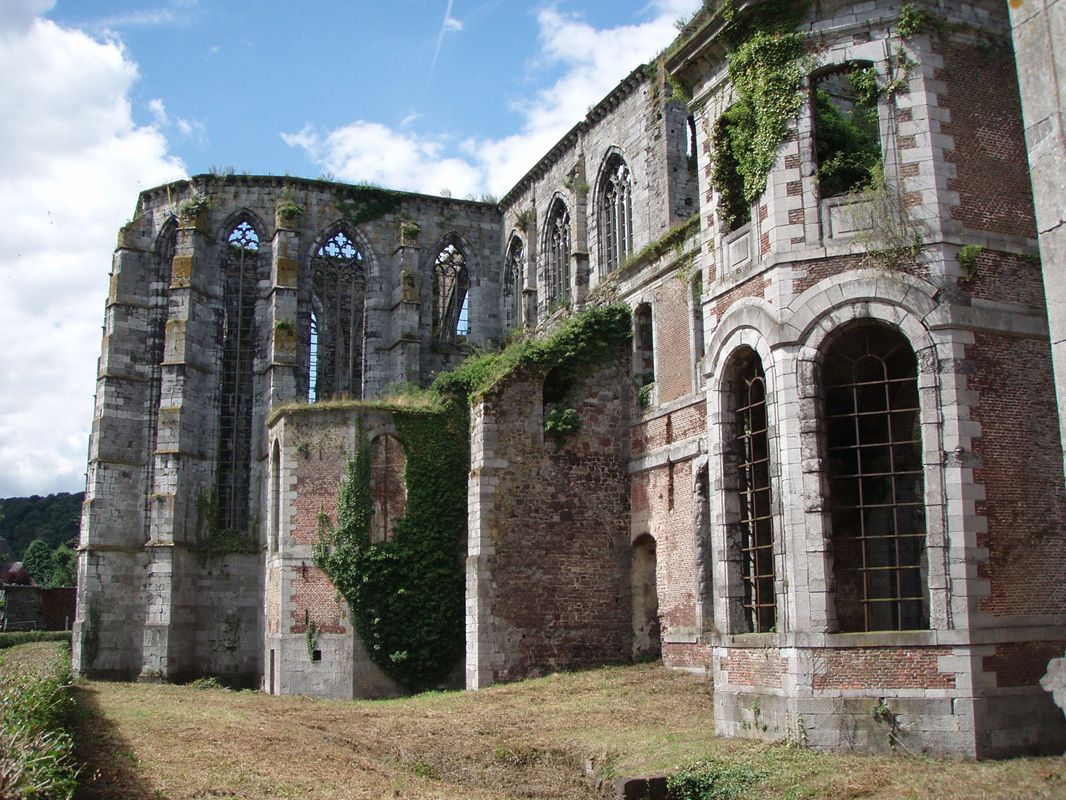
[429,233,471,341]
[596,150,633,275]
[544,197,571,304]
[503,233,525,330]
[306,222,369,399]
[217,212,267,532]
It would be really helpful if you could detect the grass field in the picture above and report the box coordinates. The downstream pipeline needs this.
[55,657,1066,800]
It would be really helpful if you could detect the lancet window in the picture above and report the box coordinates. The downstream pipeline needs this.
[310,228,366,399]
[599,155,633,275]
[433,241,470,341]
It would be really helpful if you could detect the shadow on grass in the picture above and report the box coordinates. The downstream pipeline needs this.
[71,684,158,800]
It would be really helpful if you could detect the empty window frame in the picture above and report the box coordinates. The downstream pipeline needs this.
[504,235,524,330]
[822,322,927,632]
[433,241,470,341]
[813,63,882,198]
[731,351,776,633]
[711,107,752,232]
[599,155,633,275]
[310,228,366,399]
[546,200,571,305]
[218,219,261,532]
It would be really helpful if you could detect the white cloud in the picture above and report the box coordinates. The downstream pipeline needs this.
[286,1,702,197]
[282,122,483,197]
[0,1,185,496]
[147,97,207,144]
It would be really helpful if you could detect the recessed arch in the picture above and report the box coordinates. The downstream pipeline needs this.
[595,148,633,275]
[427,233,472,341]
[305,222,370,400]
[504,233,525,331]
[543,196,571,305]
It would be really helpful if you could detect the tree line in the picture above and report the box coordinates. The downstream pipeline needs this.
[0,492,82,587]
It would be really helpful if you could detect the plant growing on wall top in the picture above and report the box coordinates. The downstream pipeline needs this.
[334,185,410,227]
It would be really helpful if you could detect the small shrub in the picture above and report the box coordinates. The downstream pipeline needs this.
[667,759,765,800]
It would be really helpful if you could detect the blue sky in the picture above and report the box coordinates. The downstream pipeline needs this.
[0,0,701,498]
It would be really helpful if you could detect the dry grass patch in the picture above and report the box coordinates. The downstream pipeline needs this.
[70,662,1066,800]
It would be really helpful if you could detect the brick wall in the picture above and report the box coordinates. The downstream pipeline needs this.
[811,647,955,691]
[470,348,633,683]
[938,37,1036,239]
[969,333,1066,615]
[721,648,787,688]
[984,640,1066,687]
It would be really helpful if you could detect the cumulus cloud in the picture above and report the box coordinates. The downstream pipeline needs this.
[0,1,185,496]
[286,1,702,197]
[282,122,483,197]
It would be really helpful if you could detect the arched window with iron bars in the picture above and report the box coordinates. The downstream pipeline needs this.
[822,322,927,632]
[730,350,776,633]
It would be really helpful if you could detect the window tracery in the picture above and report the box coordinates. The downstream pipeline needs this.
[310,228,366,399]
[504,236,524,330]
[218,219,261,532]
[599,155,632,275]
[433,241,469,341]
[546,201,571,305]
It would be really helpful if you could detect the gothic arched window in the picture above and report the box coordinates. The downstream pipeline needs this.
[546,200,571,305]
[310,228,366,399]
[433,241,469,341]
[599,155,632,275]
[504,235,524,330]
[218,219,261,532]
[822,322,927,632]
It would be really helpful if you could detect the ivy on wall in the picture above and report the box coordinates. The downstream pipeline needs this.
[312,304,632,690]
[712,0,808,207]
[313,399,469,692]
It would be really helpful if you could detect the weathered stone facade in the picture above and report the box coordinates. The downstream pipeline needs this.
[76,0,1066,758]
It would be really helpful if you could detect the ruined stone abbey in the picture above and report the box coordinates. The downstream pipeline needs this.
[73,0,1066,758]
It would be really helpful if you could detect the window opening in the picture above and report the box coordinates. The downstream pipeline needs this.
[712,108,752,232]
[634,303,655,401]
[217,220,260,532]
[310,229,365,399]
[823,323,926,632]
[734,353,776,633]
[599,156,633,275]
[547,201,571,304]
[814,64,882,198]
[504,236,524,330]
[433,241,470,341]
[271,440,281,553]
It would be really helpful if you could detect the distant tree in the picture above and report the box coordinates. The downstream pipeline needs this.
[22,539,52,586]
[48,544,76,587]
[0,493,83,558]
